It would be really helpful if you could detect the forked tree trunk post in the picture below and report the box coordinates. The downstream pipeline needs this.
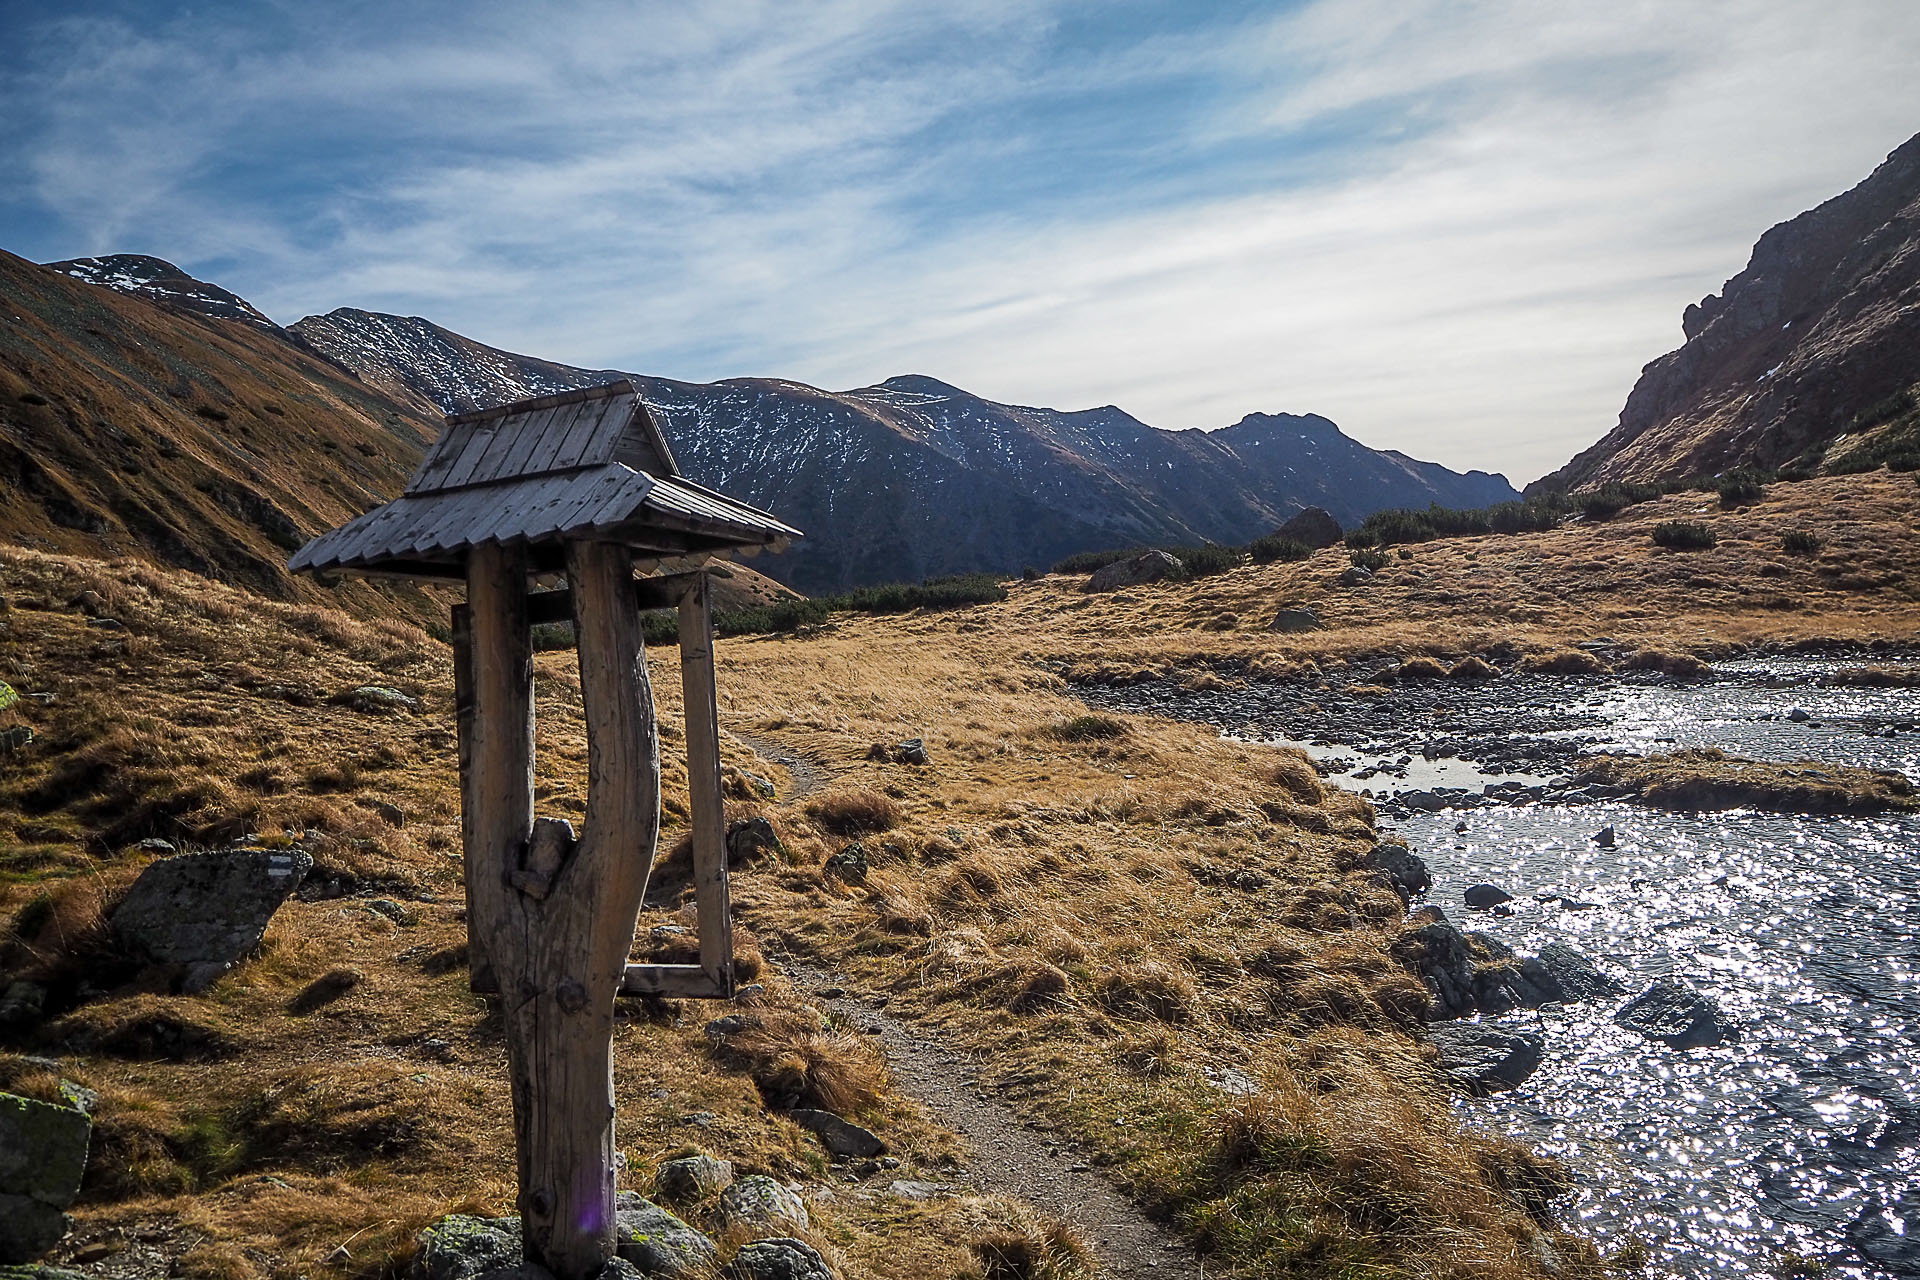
[463,539,661,1280]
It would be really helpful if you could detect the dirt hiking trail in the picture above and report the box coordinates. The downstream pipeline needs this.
[731,726,1207,1279]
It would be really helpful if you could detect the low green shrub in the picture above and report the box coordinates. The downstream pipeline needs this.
[1245,534,1312,564]
[1716,470,1766,508]
[1349,548,1390,572]
[1781,530,1821,555]
[1652,521,1717,550]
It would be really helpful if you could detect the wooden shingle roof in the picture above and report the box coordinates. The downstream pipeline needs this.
[289,381,798,580]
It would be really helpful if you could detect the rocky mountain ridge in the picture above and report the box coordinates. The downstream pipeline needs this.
[1537,130,1920,491]
[284,308,1517,592]
[29,250,1518,593]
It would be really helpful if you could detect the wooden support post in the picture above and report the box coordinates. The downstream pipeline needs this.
[462,538,661,1280]
[451,602,498,993]
[678,571,734,996]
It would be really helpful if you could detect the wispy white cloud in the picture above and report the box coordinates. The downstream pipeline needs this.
[4,0,1919,482]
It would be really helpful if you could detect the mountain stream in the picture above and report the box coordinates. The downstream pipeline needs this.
[1077,656,1920,1278]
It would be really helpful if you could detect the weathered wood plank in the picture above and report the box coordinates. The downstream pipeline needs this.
[619,963,725,999]
[677,571,733,996]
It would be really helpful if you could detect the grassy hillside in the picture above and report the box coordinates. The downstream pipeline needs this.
[0,537,1618,1280]
[3,470,1912,1280]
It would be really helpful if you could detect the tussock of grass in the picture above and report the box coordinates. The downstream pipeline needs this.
[804,787,902,836]
[1823,664,1920,687]
[714,1006,891,1115]
[1621,649,1712,679]
[1044,713,1130,741]
[962,1204,1097,1280]
[1518,649,1610,676]
[1172,1030,1605,1279]
[1393,655,1449,680]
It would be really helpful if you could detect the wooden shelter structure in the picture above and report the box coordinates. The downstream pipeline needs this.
[290,381,799,1280]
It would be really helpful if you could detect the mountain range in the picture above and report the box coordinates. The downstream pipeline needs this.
[20,254,1517,594]
[1537,129,1920,490]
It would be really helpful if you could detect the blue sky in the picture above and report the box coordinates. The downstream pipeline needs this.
[4,1,1920,482]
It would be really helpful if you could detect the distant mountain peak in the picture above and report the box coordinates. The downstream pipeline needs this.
[44,253,277,329]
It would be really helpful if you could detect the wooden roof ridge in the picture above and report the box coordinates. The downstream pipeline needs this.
[444,379,634,425]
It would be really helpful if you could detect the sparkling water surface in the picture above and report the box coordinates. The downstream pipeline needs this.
[1378,659,1920,1278]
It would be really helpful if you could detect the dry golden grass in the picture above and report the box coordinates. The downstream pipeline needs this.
[3,471,1913,1279]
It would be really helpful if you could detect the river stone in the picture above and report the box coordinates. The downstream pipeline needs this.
[788,1108,887,1158]
[1849,1188,1920,1272]
[409,1215,523,1280]
[717,1176,809,1233]
[1537,942,1623,1002]
[1088,550,1182,592]
[0,1266,89,1280]
[1613,979,1735,1049]
[110,848,312,977]
[727,1239,832,1280]
[613,1193,718,1276]
[1360,843,1431,905]
[1428,1023,1546,1095]
[1463,883,1512,909]
[655,1153,733,1202]
[1276,506,1343,549]
[1269,607,1320,633]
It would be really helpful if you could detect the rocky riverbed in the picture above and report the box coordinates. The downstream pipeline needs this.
[1078,653,1920,1279]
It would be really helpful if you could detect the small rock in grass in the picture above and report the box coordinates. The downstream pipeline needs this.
[655,1153,734,1202]
[725,817,781,865]
[1269,607,1320,633]
[788,1108,887,1158]
[727,1238,833,1280]
[717,1176,808,1233]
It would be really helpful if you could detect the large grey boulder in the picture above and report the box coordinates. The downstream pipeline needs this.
[728,1239,833,1280]
[613,1193,718,1277]
[1276,507,1343,549]
[717,1176,809,1234]
[110,848,311,990]
[1613,979,1736,1049]
[0,1092,92,1263]
[789,1108,887,1158]
[1088,551,1182,592]
[1428,1023,1545,1095]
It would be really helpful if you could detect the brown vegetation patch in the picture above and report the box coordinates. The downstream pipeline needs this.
[1517,649,1610,675]
[804,787,902,836]
[714,1006,891,1115]
[1621,649,1713,679]
[1576,748,1916,814]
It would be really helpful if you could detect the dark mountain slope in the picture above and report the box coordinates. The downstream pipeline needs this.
[1538,131,1920,490]
[289,313,1517,592]
[0,250,441,603]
